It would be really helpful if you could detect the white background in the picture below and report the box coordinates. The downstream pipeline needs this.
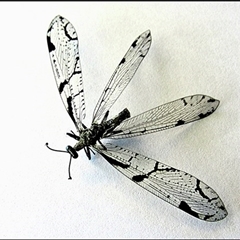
[0,2,239,238]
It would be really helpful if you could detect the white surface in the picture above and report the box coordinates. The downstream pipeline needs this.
[0,2,239,238]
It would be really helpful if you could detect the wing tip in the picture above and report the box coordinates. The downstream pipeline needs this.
[142,29,152,39]
[179,200,228,222]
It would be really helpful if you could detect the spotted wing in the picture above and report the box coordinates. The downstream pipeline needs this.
[47,15,86,131]
[94,143,227,222]
[92,30,152,124]
[104,95,219,139]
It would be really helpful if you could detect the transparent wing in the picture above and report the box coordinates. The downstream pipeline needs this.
[92,30,152,124]
[104,95,219,139]
[94,143,227,222]
[47,15,86,131]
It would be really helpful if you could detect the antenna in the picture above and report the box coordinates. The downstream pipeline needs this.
[45,143,73,180]
[45,143,68,154]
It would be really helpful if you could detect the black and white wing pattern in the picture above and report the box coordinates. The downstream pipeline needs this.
[104,95,219,139]
[47,15,86,131]
[94,143,227,222]
[46,15,227,221]
[92,30,151,124]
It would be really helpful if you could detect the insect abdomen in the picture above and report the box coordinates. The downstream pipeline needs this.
[108,108,130,126]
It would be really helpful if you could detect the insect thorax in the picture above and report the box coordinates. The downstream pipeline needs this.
[74,108,130,151]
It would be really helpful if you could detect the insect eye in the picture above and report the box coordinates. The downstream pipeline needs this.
[66,146,78,159]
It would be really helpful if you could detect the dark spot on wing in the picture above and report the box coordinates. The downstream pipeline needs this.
[100,153,129,169]
[175,120,185,126]
[163,167,178,172]
[59,15,64,22]
[207,98,216,103]
[132,174,147,182]
[132,39,137,48]
[132,162,159,182]
[198,111,213,119]
[179,201,200,219]
[59,80,68,93]
[181,98,187,106]
[67,96,76,124]
[47,36,55,52]
[120,58,126,64]
[195,179,210,201]
[220,205,226,211]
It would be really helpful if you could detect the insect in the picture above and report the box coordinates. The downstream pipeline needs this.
[46,15,227,222]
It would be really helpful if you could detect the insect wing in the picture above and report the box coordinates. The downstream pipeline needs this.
[104,95,219,139]
[95,143,227,222]
[47,15,86,131]
[92,30,152,124]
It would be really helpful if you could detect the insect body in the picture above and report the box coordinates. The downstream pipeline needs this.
[68,108,130,158]
[46,15,227,222]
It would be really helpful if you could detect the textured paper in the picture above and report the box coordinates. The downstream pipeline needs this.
[0,2,239,238]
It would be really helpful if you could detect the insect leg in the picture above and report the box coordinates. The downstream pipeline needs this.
[66,130,80,140]
[98,140,107,150]
[68,155,72,180]
[84,146,91,160]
